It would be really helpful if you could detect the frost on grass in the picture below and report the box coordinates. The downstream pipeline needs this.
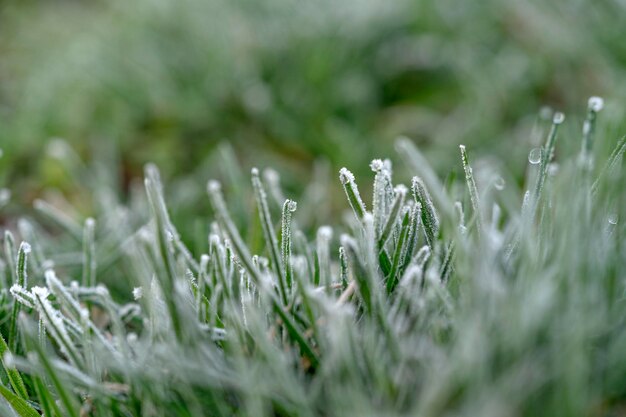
[0,100,624,417]
[588,96,604,112]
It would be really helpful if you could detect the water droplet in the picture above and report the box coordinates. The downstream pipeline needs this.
[553,112,565,124]
[493,177,505,190]
[588,96,604,112]
[528,148,542,165]
[608,213,618,225]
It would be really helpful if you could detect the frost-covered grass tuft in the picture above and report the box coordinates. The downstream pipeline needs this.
[0,99,624,416]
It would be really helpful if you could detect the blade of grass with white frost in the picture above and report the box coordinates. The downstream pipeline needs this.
[251,168,287,305]
[339,246,348,290]
[411,177,440,248]
[45,271,88,327]
[4,231,17,287]
[315,226,332,289]
[32,287,84,369]
[371,159,393,236]
[386,209,411,294]
[401,202,422,272]
[339,168,367,221]
[531,112,564,216]
[82,218,96,287]
[9,242,30,352]
[580,96,604,169]
[341,234,374,315]
[459,145,482,235]
[378,185,407,250]
[281,200,297,292]
[144,164,184,340]
[440,241,455,283]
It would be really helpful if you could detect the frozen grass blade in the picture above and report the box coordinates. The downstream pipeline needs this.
[281,199,297,293]
[371,159,393,235]
[339,246,348,290]
[82,218,96,287]
[316,226,332,289]
[386,209,411,294]
[378,185,407,249]
[411,177,439,248]
[144,164,184,340]
[4,231,17,287]
[341,234,375,316]
[251,168,287,304]
[32,286,83,368]
[9,242,30,353]
[531,112,564,216]
[401,203,422,271]
[339,168,367,221]
[45,270,87,326]
[459,145,482,235]
[580,96,604,170]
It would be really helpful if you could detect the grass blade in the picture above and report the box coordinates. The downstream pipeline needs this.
[0,384,39,417]
[339,168,367,221]
[251,168,286,304]
[459,145,482,235]
[82,218,96,287]
[9,242,30,352]
[411,177,440,248]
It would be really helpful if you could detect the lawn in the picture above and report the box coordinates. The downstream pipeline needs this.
[0,0,624,416]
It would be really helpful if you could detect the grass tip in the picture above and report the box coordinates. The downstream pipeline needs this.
[19,242,31,254]
[339,168,355,184]
[317,226,333,240]
[207,180,221,193]
[285,199,297,212]
[588,96,604,112]
[553,112,565,124]
[370,159,384,172]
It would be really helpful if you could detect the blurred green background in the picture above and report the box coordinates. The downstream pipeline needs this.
[1,0,625,220]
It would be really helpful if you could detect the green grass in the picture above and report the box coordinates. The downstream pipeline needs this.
[3,0,626,199]
[0,98,623,416]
